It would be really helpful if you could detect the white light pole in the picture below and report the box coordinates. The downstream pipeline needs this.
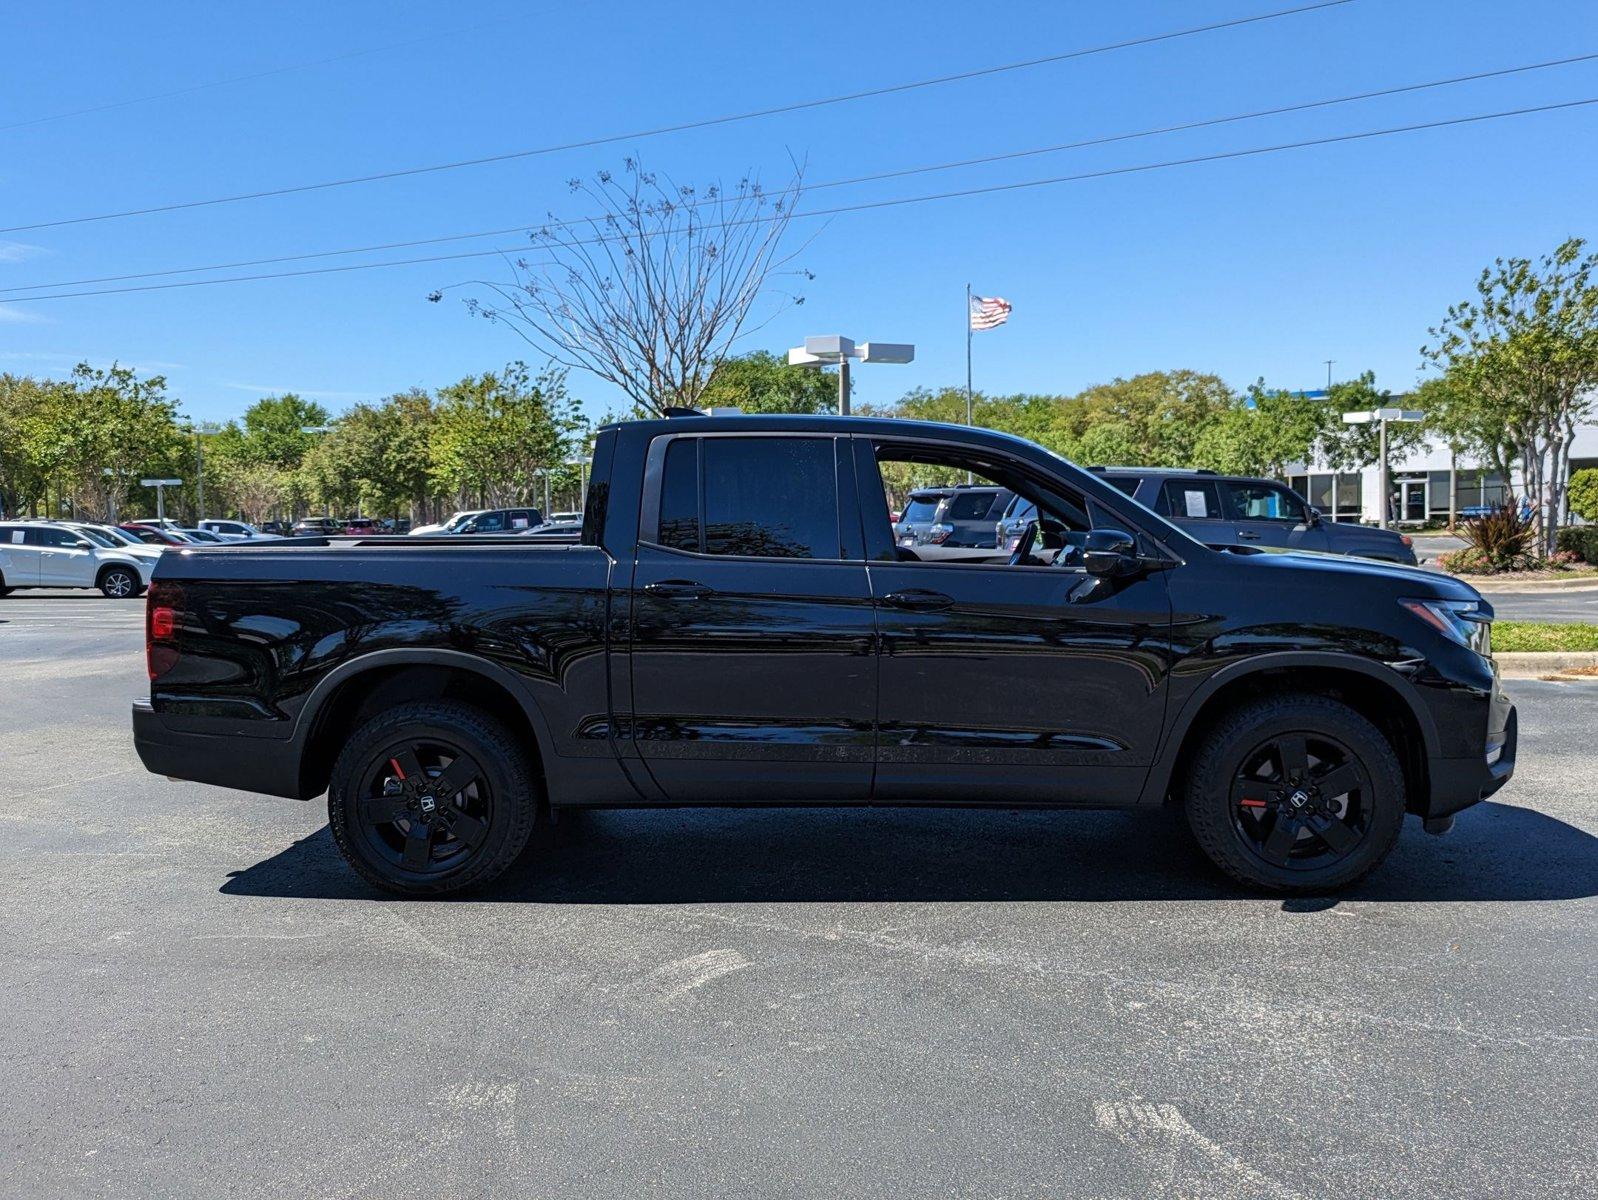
[141,478,183,527]
[788,335,915,415]
[1342,407,1424,529]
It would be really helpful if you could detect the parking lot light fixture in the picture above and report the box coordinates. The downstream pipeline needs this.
[1342,407,1425,529]
[788,335,915,415]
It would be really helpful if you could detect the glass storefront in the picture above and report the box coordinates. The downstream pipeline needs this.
[1288,472,1364,522]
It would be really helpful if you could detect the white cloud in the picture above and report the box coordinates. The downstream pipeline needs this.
[0,305,49,325]
[0,240,48,264]
[221,380,377,401]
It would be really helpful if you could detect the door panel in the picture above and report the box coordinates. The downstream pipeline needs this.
[626,434,877,801]
[1,532,42,584]
[869,561,1172,805]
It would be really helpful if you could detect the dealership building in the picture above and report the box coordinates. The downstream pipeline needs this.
[1284,391,1598,525]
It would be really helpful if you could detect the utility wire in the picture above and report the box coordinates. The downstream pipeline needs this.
[4,95,1593,306]
[0,13,531,133]
[0,1,1353,234]
[5,50,1592,296]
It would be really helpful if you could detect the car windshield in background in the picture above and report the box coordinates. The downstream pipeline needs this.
[72,527,119,548]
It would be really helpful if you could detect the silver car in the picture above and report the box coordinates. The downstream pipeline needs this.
[0,522,155,597]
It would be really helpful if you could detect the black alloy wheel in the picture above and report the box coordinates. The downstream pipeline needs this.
[1184,694,1406,893]
[328,701,537,896]
[1229,732,1371,871]
[356,740,495,876]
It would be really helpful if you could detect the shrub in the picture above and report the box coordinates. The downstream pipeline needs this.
[1439,546,1490,574]
[1461,498,1538,572]
[1550,549,1582,567]
[1570,468,1598,523]
[1557,525,1598,565]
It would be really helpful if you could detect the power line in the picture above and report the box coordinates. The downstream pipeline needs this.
[5,95,1592,306]
[0,14,530,134]
[6,50,1593,296]
[0,1,1354,234]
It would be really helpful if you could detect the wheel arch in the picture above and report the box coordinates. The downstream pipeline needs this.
[293,650,556,802]
[95,560,142,592]
[1143,653,1439,815]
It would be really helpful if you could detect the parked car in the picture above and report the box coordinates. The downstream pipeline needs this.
[134,412,1514,898]
[455,507,543,534]
[177,528,226,544]
[291,517,344,537]
[0,521,154,597]
[409,510,485,537]
[343,518,379,536]
[261,521,291,537]
[198,519,280,541]
[58,523,164,568]
[895,485,1014,561]
[1091,468,1418,565]
[119,524,192,546]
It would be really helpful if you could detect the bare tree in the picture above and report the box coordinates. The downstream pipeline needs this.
[439,159,809,416]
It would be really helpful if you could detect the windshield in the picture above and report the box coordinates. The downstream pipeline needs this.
[71,527,119,548]
[443,511,481,530]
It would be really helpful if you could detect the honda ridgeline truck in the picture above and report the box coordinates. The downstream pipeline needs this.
[133,414,1516,896]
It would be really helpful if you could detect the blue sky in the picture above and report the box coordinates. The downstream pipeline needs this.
[2,0,1596,425]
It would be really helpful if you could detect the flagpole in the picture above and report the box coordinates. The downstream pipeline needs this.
[965,283,974,428]
[965,283,974,483]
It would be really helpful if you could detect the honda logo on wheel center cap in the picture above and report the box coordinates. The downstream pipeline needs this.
[1288,789,1310,809]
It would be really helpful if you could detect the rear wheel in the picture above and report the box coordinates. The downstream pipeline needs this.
[1183,695,1405,893]
[327,701,538,896]
[98,567,139,598]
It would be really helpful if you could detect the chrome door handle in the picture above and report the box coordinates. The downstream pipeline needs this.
[1236,531,1261,541]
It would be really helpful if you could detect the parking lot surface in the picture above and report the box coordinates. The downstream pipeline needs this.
[3,595,1596,1199]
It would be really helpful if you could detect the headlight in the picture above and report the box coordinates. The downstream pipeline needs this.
[1401,598,1490,656]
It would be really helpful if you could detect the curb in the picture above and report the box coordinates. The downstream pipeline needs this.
[1494,651,1598,679]
[1462,577,1598,593]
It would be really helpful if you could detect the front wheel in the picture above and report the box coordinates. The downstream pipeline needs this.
[1183,695,1405,893]
[98,567,140,598]
[327,701,538,896]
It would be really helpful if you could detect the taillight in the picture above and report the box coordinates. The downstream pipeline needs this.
[1400,534,1414,547]
[929,523,953,544]
[146,580,183,681]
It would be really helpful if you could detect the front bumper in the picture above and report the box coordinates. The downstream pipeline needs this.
[132,700,306,799]
[1425,680,1517,820]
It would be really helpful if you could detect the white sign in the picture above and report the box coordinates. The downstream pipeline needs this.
[140,478,183,487]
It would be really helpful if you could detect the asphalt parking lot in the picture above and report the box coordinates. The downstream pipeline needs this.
[3,594,1596,1199]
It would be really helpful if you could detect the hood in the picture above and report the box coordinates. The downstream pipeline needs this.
[1217,545,1481,603]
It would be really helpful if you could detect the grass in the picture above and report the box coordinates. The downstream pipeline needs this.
[1492,621,1598,653]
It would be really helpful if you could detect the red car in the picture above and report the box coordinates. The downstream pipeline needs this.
[343,518,379,536]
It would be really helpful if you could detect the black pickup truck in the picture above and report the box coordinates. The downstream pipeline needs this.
[133,414,1516,896]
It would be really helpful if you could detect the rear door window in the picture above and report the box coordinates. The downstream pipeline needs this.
[1157,480,1223,520]
[943,491,1003,522]
[1102,476,1142,497]
[654,436,841,560]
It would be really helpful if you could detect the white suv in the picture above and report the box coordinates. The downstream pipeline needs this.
[0,522,155,598]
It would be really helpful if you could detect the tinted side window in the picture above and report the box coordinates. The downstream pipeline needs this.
[657,438,701,552]
[1103,476,1142,496]
[1160,480,1223,520]
[701,437,838,559]
[1226,482,1304,522]
[944,491,1002,521]
[25,527,77,547]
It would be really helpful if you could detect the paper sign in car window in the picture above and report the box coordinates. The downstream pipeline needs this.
[512,517,528,528]
[1184,490,1209,518]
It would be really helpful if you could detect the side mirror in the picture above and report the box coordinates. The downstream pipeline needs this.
[1306,506,1323,526]
[1083,529,1139,577]
[72,538,93,549]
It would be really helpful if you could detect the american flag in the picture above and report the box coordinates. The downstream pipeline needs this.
[969,294,1012,331]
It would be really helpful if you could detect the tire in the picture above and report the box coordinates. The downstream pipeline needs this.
[1183,694,1405,894]
[98,567,139,598]
[327,701,538,896]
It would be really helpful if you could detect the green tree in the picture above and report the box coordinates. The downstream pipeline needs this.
[1193,381,1329,478]
[1424,237,1598,554]
[1317,371,1430,471]
[1569,468,1598,523]
[698,350,840,414]
[1064,370,1236,466]
[429,363,583,507]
